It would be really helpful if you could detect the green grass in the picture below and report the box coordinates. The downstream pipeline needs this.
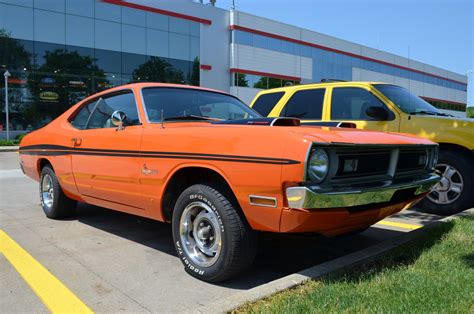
[239,215,474,313]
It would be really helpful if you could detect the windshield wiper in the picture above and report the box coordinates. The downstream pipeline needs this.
[163,115,220,122]
[409,110,452,117]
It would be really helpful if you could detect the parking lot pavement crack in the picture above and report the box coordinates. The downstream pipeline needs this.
[0,209,153,313]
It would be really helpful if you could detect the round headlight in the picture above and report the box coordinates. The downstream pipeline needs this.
[308,149,329,183]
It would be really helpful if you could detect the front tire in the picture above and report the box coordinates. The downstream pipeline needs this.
[40,165,77,219]
[172,184,257,282]
[418,150,474,215]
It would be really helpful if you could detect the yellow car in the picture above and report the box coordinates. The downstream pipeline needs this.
[250,81,474,215]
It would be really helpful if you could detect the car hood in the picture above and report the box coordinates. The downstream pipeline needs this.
[401,115,474,149]
[289,126,435,146]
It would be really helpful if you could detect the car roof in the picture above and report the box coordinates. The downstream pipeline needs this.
[256,81,390,94]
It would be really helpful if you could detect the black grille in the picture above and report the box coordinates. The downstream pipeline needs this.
[335,150,391,178]
[397,149,428,172]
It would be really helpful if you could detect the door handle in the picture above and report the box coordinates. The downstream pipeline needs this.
[71,137,82,146]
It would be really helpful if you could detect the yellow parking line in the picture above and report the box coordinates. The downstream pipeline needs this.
[0,229,93,313]
[376,220,422,230]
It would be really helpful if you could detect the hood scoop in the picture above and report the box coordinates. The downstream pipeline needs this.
[212,117,301,126]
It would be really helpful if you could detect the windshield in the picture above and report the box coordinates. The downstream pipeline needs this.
[142,87,261,122]
[374,84,441,115]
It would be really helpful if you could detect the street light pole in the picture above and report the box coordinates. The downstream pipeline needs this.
[4,70,11,141]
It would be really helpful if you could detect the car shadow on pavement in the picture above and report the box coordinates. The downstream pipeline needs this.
[75,202,406,290]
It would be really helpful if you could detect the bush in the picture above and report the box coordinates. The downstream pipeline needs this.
[467,107,474,118]
[15,133,26,141]
[0,139,20,146]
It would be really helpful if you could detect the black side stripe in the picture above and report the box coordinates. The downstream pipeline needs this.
[19,145,300,165]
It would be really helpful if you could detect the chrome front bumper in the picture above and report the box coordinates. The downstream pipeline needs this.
[286,174,440,209]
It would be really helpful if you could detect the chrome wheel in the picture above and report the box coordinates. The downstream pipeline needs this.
[41,174,54,208]
[428,163,463,205]
[179,201,222,268]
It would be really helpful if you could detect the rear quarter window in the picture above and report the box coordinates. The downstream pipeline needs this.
[252,92,285,116]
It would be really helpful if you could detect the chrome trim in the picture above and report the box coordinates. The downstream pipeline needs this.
[286,173,440,209]
[249,195,278,208]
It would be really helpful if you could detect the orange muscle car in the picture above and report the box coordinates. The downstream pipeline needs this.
[19,83,440,282]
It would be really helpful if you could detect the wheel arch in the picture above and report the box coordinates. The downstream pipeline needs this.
[161,165,243,223]
[37,158,53,175]
[438,143,473,158]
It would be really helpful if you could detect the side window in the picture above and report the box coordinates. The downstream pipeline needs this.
[71,101,97,130]
[87,92,140,129]
[252,92,285,116]
[331,88,387,120]
[281,89,325,119]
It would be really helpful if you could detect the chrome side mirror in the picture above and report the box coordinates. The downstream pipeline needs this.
[111,110,127,131]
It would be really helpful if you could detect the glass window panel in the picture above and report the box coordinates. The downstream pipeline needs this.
[167,58,189,84]
[122,52,146,75]
[34,41,65,69]
[333,53,343,65]
[334,64,343,80]
[71,100,96,129]
[0,38,34,71]
[190,36,199,61]
[95,1,120,22]
[1,0,33,6]
[190,22,199,37]
[95,49,121,73]
[300,45,312,58]
[122,7,145,27]
[342,66,352,81]
[95,20,121,51]
[65,45,95,75]
[146,28,169,58]
[268,77,281,89]
[170,17,190,35]
[87,92,139,129]
[169,33,190,61]
[281,41,294,54]
[253,76,267,89]
[253,34,268,49]
[235,73,249,87]
[66,15,93,48]
[252,92,285,116]
[234,30,252,46]
[146,12,168,31]
[282,88,325,119]
[66,0,94,17]
[122,24,146,55]
[34,0,65,12]
[95,72,121,91]
[331,87,386,120]
[267,37,282,51]
[0,4,34,40]
[34,9,65,44]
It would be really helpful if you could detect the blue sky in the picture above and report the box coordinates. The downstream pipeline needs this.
[216,0,473,75]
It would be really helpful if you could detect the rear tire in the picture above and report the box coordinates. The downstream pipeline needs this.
[418,150,474,215]
[39,165,77,219]
[172,183,257,282]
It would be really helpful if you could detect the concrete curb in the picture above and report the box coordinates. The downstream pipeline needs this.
[0,146,19,152]
[194,208,474,314]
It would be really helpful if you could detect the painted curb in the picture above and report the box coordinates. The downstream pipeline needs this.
[193,208,474,314]
[0,146,19,153]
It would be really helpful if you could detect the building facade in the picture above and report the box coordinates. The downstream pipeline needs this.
[0,0,468,136]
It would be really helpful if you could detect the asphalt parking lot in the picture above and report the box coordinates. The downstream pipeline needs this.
[0,151,444,313]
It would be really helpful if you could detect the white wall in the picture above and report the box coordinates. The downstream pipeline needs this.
[231,44,312,80]
[230,86,261,105]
